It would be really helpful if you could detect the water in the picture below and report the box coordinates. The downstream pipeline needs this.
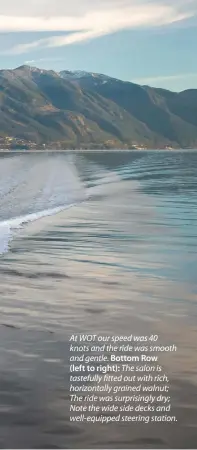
[0,150,197,448]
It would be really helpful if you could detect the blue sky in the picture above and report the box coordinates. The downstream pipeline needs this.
[0,0,197,91]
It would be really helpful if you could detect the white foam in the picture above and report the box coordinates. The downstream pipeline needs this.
[0,154,87,256]
[0,203,75,256]
[0,168,119,255]
[0,224,12,254]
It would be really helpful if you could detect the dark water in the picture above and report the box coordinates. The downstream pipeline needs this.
[0,150,197,448]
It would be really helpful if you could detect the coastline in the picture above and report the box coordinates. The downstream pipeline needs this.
[1,148,197,153]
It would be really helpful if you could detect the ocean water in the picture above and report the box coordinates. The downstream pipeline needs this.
[0,150,197,449]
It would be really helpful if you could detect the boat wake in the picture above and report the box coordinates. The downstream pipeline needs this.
[0,154,86,255]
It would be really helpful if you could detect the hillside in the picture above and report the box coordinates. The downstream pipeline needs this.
[0,65,197,149]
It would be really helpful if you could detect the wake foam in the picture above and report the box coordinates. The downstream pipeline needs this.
[0,154,122,255]
[0,203,76,255]
[0,154,86,255]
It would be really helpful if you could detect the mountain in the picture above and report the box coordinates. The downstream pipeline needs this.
[0,65,197,148]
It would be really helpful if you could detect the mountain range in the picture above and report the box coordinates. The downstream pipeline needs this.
[0,65,197,149]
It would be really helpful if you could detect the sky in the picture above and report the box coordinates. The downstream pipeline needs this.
[0,0,197,91]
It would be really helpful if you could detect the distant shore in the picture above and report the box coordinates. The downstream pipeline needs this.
[0,148,197,153]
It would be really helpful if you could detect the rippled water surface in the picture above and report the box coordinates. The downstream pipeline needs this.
[0,150,197,448]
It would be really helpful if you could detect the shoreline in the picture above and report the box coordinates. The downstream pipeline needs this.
[1,148,197,153]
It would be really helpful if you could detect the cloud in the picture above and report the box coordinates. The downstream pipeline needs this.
[1,0,196,18]
[13,30,108,54]
[0,0,129,17]
[0,0,196,54]
[24,57,64,64]
[133,73,197,85]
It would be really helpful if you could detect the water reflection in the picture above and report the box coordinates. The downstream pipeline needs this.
[0,151,197,448]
